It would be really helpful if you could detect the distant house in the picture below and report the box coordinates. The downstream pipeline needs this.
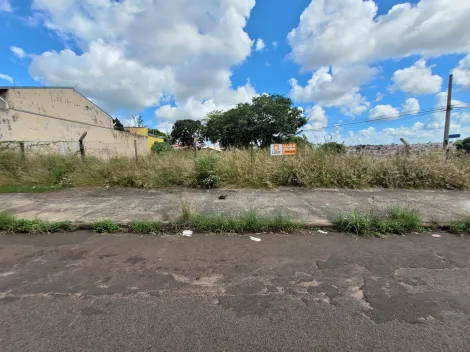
[0,87,148,157]
[126,127,164,150]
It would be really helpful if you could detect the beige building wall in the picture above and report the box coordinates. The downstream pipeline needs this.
[0,87,148,158]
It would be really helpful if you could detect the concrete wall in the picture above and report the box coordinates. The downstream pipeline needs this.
[0,88,148,158]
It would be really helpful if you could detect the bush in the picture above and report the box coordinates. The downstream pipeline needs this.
[320,142,347,154]
[455,138,470,154]
[93,220,121,233]
[151,142,173,154]
[193,155,220,188]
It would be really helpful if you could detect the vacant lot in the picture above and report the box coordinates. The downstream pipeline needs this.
[1,231,469,351]
[1,148,469,190]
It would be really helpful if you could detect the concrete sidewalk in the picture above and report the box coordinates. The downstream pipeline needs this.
[0,187,468,225]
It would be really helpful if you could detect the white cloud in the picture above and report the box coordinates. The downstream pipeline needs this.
[10,46,27,59]
[453,55,470,89]
[0,73,13,83]
[254,38,266,52]
[0,0,12,12]
[288,0,470,70]
[289,65,377,115]
[401,98,420,114]
[390,59,442,95]
[28,0,257,122]
[375,92,384,102]
[154,82,256,122]
[304,105,327,129]
[272,41,278,49]
[368,105,400,121]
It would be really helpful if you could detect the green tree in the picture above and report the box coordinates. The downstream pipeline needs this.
[128,115,144,127]
[148,129,170,143]
[204,94,307,148]
[455,137,470,153]
[287,134,310,148]
[112,118,125,131]
[171,119,202,146]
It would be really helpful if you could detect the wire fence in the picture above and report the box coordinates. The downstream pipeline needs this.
[0,140,149,160]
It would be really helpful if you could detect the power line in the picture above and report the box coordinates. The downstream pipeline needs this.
[304,104,469,132]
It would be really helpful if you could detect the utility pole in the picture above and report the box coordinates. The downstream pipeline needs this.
[442,74,453,150]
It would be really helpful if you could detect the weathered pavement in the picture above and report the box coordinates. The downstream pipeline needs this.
[1,231,469,351]
[0,187,469,225]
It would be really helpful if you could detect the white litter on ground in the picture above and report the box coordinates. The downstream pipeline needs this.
[318,230,328,234]
[432,234,442,238]
[182,230,193,237]
[249,236,261,242]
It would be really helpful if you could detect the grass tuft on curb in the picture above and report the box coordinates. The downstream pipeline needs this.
[449,216,470,234]
[0,212,74,234]
[333,206,422,237]
[93,220,122,233]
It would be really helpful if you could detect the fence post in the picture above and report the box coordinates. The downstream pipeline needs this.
[193,133,198,164]
[79,132,87,161]
[19,142,25,162]
[134,140,138,162]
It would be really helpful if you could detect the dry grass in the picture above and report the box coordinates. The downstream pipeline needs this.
[1,147,469,190]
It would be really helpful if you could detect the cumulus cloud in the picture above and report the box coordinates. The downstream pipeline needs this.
[401,98,420,114]
[0,73,13,83]
[368,105,400,121]
[453,55,470,89]
[254,38,266,51]
[304,105,328,129]
[10,46,27,59]
[390,59,442,95]
[0,0,12,12]
[289,65,377,116]
[154,82,256,122]
[288,0,470,70]
[28,0,257,121]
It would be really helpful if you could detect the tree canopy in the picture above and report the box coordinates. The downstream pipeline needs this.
[203,94,307,148]
[455,137,470,153]
[112,118,125,131]
[171,119,202,146]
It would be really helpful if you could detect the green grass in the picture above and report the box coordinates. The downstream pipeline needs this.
[129,211,302,234]
[181,211,301,233]
[333,206,422,237]
[0,212,74,234]
[0,185,63,193]
[128,220,163,234]
[449,216,470,234]
[93,220,121,233]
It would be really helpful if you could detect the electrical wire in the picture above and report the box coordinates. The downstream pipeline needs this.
[304,104,469,132]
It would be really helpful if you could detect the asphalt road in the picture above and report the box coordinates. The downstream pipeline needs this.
[0,231,469,352]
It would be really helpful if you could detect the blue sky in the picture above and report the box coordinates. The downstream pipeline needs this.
[1,0,469,145]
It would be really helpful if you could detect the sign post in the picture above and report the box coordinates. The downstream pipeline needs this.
[449,134,461,139]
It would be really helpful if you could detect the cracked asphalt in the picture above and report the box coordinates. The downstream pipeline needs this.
[0,231,469,351]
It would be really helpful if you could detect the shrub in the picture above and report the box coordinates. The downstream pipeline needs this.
[455,138,470,154]
[193,155,220,188]
[151,142,173,154]
[320,142,347,154]
[93,220,121,233]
